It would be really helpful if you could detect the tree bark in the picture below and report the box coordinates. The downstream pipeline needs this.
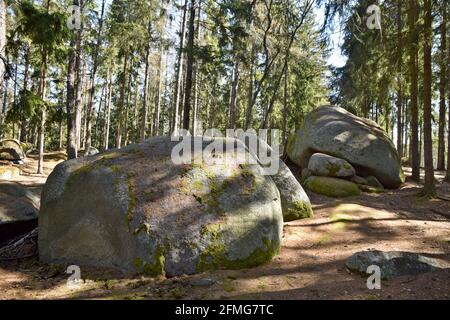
[409,0,420,181]
[104,69,112,150]
[396,0,403,158]
[421,0,435,196]
[37,0,50,175]
[229,60,240,129]
[116,54,128,148]
[154,44,164,136]
[437,0,447,170]
[0,0,5,95]
[171,0,188,135]
[140,14,153,142]
[182,0,196,131]
[84,0,106,151]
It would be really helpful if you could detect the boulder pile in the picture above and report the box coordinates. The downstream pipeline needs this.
[288,106,405,197]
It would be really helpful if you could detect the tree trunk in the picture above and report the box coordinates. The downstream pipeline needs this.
[116,54,128,148]
[20,46,30,143]
[66,31,78,159]
[437,0,447,170]
[245,45,256,130]
[154,45,164,136]
[182,0,196,131]
[37,0,50,174]
[0,0,5,96]
[140,15,153,142]
[396,0,403,158]
[84,0,106,151]
[409,0,420,181]
[171,0,188,135]
[104,69,112,151]
[421,0,435,196]
[282,65,288,147]
[229,60,240,129]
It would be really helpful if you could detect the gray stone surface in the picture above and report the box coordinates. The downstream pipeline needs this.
[308,153,355,178]
[346,250,447,279]
[287,106,405,188]
[0,140,26,161]
[237,133,312,221]
[39,137,283,277]
[0,182,39,225]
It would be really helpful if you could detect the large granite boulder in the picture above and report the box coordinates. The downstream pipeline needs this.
[346,250,448,279]
[237,133,313,222]
[308,153,355,178]
[287,106,404,188]
[0,182,40,244]
[39,137,283,277]
[0,139,26,161]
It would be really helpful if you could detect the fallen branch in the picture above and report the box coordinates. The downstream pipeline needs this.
[0,228,38,261]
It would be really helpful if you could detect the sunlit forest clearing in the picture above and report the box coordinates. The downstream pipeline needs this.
[0,0,449,300]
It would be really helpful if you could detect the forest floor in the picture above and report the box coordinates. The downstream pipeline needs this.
[0,154,449,300]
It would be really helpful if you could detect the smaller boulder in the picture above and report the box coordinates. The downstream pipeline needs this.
[0,182,39,244]
[79,147,100,157]
[272,161,313,222]
[305,176,360,198]
[351,176,368,185]
[308,153,355,178]
[0,140,26,161]
[366,176,384,190]
[346,250,447,279]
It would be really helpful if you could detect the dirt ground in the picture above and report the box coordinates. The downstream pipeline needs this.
[0,154,449,300]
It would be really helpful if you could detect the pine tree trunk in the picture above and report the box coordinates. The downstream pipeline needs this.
[437,1,447,170]
[229,60,240,130]
[182,0,196,131]
[116,54,128,148]
[396,0,403,158]
[85,0,105,151]
[140,16,153,142]
[245,45,256,130]
[66,22,78,159]
[154,45,164,136]
[171,0,188,135]
[104,69,112,151]
[409,0,420,181]
[37,0,50,175]
[0,0,5,97]
[421,0,435,196]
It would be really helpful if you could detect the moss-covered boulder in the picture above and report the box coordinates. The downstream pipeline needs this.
[271,161,313,222]
[0,139,26,161]
[308,153,355,178]
[39,137,283,277]
[287,106,404,189]
[0,165,20,180]
[305,176,360,198]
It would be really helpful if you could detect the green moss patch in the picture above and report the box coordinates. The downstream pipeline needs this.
[197,223,279,272]
[284,200,313,222]
[306,176,360,198]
